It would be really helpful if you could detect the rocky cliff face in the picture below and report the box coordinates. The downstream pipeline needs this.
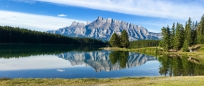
[57,51,156,72]
[47,17,162,41]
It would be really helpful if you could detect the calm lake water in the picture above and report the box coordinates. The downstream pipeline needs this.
[0,45,203,78]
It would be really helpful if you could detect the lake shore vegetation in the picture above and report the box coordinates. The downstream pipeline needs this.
[160,14,204,52]
[105,14,204,64]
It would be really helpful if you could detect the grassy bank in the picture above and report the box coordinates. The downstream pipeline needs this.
[1,76,204,86]
[101,47,160,56]
[167,44,204,63]
[101,46,204,57]
[101,44,204,64]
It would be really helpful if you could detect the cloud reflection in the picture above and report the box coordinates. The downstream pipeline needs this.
[0,55,85,71]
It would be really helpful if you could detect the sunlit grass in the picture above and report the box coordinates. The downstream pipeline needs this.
[1,76,204,86]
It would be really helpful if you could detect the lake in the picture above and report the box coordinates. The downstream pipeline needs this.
[0,45,203,78]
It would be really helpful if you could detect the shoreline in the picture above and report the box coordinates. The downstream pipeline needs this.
[1,76,204,86]
[100,46,204,64]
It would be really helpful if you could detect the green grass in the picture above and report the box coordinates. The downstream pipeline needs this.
[101,47,160,56]
[1,76,204,86]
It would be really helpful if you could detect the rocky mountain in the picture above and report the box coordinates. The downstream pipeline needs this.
[47,17,162,41]
[57,51,156,72]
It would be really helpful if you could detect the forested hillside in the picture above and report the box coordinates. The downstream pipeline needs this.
[0,26,106,46]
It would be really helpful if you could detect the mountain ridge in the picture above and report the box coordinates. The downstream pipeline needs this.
[47,17,162,41]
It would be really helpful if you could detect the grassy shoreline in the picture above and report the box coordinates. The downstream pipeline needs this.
[100,47,160,56]
[100,45,204,63]
[1,76,204,86]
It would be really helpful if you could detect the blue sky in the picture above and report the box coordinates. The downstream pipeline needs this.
[0,0,204,32]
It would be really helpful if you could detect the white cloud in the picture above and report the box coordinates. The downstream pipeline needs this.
[37,0,204,21]
[0,10,86,31]
[58,14,66,17]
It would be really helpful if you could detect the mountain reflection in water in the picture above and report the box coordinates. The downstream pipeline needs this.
[1,45,203,78]
[58,51,156,72]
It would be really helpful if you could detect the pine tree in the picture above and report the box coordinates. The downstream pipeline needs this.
[167,25,171,49]
[174,23,183,50]
[120,30,129,48]
[161,26,170,51]
[180,24,185,47]
[201,15,204,36]
[200,14,204,44]
[159,39,164,47]
[191,22,197,44]
[182,40,189,52]
[109,33,120,47]
[171,23,175,48]
[196,24,202,44]
[197,14,204,43]
[185,18,193,46]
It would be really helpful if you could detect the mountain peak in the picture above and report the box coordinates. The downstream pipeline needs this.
[71,21,77,26]
[106,18,113,23]
[47,16,162,41]
[97,16,103,20]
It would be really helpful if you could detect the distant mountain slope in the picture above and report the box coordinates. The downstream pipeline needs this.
[47,17,162,41]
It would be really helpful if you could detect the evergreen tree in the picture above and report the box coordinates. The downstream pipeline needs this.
[180,24,185,45]
[185,18,193,46]
[197,14,204,43]
[182,40,189,52]
[196,24,202,44]
[201,15,204,36]
[171,23,175,48]
[161,26,170,51]
[191,22,197,44]
[120,30,129,48]
[174,23,182,50]
[159,39,164,48]
[109,33,120,47]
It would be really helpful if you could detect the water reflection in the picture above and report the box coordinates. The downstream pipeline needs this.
[158,55,204,76]
[58,51,156,72]
[0,44,100,58]
[109,51,128,68]
[1,45,203,77]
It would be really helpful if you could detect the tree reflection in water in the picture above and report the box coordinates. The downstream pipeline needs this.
[158,55,204,76]
[109,51,129,68]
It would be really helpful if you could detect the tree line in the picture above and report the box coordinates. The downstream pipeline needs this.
[160,14,204,52]
[0,26,106,46]
[129,40,160,48]
[109,30,160,48]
